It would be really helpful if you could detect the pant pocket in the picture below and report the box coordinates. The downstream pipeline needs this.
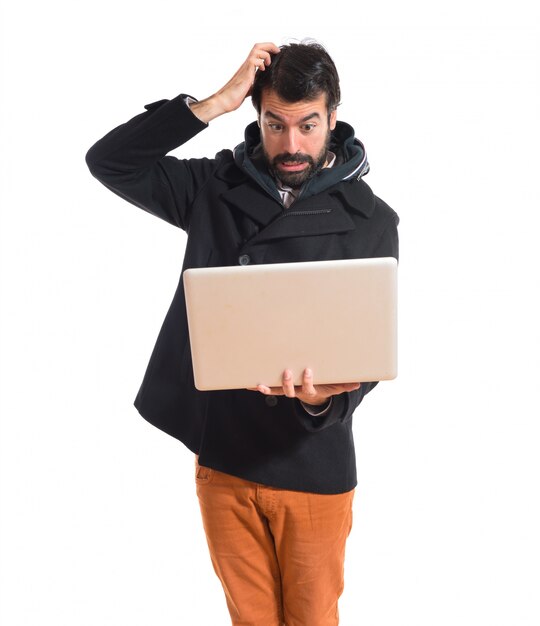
[195,456,214,484]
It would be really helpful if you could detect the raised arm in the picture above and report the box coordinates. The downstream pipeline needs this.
[85,43,280,229]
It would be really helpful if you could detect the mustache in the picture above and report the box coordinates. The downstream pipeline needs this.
[272,153,314,165]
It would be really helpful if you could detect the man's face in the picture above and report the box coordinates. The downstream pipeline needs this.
[258,90,337,189]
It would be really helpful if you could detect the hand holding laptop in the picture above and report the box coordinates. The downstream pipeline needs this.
[248,367,361,405]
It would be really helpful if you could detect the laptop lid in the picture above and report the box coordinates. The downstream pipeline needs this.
[183,257,397,391]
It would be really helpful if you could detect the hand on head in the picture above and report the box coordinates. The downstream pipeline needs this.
[190,42,280,123]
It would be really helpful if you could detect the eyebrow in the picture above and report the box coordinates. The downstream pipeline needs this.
[264,110,322,123]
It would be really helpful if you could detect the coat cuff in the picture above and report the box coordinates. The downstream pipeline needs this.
[299,397,333,416]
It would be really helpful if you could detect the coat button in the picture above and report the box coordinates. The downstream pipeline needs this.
[265,395,278,407]
[238,254,250,265]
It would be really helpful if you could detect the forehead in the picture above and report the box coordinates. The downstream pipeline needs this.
[260,90,327,121]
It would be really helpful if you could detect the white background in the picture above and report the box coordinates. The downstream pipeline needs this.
[1,1,539,624]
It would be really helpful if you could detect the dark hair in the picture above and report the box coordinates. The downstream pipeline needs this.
[251,41,341,114]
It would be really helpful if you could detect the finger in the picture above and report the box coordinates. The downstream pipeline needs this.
[301,368,319,400]
[325,382,361,394]
[341,382,362,391]
[249,43,280,71]
[251,52,270,72]
[282,369,296,398]
[252,384,285,396]
[252,42,281,55]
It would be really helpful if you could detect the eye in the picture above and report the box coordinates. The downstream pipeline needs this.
[267,123,283,132]
[300,123,316,133]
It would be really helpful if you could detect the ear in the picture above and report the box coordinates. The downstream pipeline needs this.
[329,109,337,131]
[257,115,261,127]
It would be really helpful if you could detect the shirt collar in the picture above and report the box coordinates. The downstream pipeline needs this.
[275,151,336,208]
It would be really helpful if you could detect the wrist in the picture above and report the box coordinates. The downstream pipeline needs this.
[301,396,329,408]
[189,94,227,124]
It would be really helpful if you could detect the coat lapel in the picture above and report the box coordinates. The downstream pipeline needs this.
[220,183,282,225]
[247,200,356,245]
[219,174,378,245]
[221,183,357,245]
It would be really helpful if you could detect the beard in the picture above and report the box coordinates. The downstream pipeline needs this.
[264,129,331,189]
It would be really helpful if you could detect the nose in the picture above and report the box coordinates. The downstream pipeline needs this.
[282,128,300,155]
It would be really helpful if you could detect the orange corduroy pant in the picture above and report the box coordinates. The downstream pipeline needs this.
[195,457,355,626]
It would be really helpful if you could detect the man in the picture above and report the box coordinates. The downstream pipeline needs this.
[86,41,399,625]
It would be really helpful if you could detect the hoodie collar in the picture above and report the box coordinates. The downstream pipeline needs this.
[232,120,370,204]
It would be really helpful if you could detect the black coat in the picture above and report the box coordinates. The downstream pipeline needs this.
[86,93,399,494]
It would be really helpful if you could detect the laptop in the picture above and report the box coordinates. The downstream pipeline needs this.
[183,257,397,391]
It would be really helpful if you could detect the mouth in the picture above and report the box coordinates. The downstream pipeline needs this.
[278,161,308,172]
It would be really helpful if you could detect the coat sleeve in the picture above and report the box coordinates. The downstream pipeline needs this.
[294,204,400,431]
[85,94,216,230]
